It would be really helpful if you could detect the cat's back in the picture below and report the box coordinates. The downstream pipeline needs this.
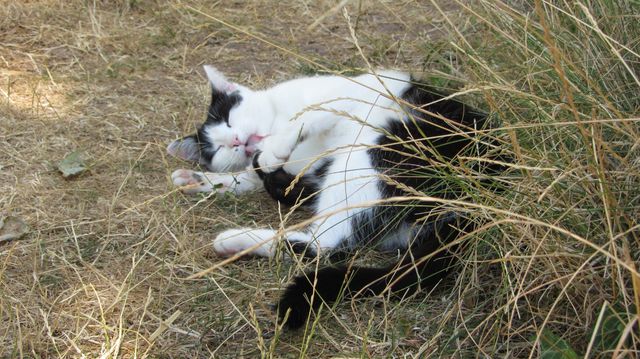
[353,70,410,95]
[268,70,411,105]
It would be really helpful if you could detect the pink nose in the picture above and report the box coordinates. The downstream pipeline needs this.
[231,137,242,147]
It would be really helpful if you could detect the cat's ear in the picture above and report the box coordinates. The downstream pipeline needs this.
[167,135,201,162]
[203,65,238,94]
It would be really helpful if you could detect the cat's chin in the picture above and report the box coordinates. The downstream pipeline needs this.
[207,146,253,172]
[207,157,251,173]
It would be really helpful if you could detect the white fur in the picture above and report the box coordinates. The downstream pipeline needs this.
[171,169,261,195]
[213,228,311,257]
[172,69,413,257]
[204,65,238,94]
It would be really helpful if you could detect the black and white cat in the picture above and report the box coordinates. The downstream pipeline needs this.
[168,66,504,328]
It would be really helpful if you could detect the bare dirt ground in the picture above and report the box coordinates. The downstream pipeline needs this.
[1,1,472,357]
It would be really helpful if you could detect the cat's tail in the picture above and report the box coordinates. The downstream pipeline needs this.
[276,215,469,329]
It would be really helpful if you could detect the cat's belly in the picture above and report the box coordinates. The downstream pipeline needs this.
[308,149,382,244]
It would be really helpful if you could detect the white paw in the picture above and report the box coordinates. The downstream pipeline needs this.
[212,228,276,257]
[257,149,287,173]
[171,169,232,194]
[257,132,298,173]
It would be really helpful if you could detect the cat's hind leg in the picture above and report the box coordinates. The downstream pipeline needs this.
[213,228,316,258]
[212,199,357,259]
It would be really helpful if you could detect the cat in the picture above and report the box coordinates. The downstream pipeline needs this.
[168,66,506,329]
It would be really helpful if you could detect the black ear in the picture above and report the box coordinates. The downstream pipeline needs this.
[167,135,201,162]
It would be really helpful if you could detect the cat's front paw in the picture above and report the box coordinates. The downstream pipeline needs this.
[171,169,232,194]
[257,133,298,173]
[257,150,287,173]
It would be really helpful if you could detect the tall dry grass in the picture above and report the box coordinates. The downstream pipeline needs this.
[426,0,640,357]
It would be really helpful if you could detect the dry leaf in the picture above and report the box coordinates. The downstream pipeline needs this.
[58,151,87,178]
[0,215,29,243]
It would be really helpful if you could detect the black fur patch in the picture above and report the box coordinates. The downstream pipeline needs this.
[252,150,266,179]
[205,87,242,126]
[194,127,218,165]
[369,82,487,200]
[253,154,333,207]
[191,87,243,163]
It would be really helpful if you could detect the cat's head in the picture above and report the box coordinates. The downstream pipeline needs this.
[167,66,271,172]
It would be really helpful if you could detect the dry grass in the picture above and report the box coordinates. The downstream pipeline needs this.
[1,0,638,358]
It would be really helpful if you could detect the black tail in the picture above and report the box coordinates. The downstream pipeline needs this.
[276,215,471,329]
